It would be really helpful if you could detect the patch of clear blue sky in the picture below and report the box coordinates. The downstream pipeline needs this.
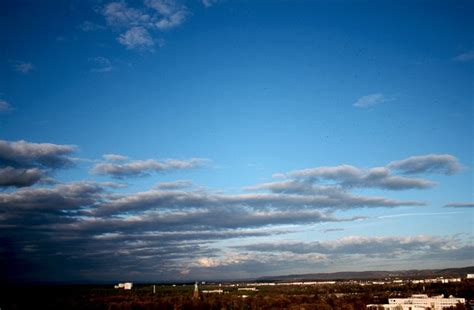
[1,0,472,239]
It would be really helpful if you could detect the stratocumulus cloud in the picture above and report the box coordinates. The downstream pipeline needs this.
[0,167,44,188]
[444,202,474,208]
[0,148,468,282]
[0,140,76,187]
[266,154,462,192]
[0,140,76,168]
[388,154,462,175]
[92,158,208,178]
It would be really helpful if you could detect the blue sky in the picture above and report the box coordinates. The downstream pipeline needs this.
[0,0,473,282]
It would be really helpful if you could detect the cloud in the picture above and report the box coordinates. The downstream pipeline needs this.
[77,20,105,32]
[202,0,218,7]
[0,140,76,169]
[266,154,462,192]
[279,165,435,190]
[102,2,149,27]
[0,180,363,281]
[0,145,467,282]
[145,0,188,29]
[91,187,422,217]
[321,228,345,233]
[0,140,76,188]
[155,10,187,30]
[117,26,154,50]
[89,56,113,73]
[453,50,474,62]
[92,157,207,178]
[234,235,461,256]
[353,93,387,108]
[154,180,194,190]
[98,1,189,51]
[187,235,472,279]
[444,202,474,208]
[0,167,44,188]
[0,100,12,112]
[11,60,35,74]
[388,154,462,175]
[0,182,104,211]
[103,153,129,161]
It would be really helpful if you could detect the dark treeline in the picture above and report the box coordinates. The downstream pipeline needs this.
[1,280,472,309]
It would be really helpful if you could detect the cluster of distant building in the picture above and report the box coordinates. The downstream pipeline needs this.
[367,294,465,310]
[114,282,133,290]
[360,277,462,286]
[231,281,336,287]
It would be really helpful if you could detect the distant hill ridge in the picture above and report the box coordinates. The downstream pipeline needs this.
[257,266,474,282]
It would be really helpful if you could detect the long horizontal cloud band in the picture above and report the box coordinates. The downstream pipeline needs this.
[0,139,468,281]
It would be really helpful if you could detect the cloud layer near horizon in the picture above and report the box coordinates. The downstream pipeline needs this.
[0,139,470,282]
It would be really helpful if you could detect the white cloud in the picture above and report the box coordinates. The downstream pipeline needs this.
[353,93,387,108]
[145,0,177,15]
[453,50,474,62]
[0,100,12,112]
[89,56,113,73]
[98,1,189,51]
[77,20,106,32]
[103,154,129,161]
[155,10,187,30]
[117,26,154,50]
[102,2,149,27]
[202,0,218,7]
[12,60,34,74]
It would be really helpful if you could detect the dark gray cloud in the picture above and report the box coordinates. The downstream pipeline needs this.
[92,158,208,178]
[282,165,435,190]
[0,167,44,188]
[0,150,467,282]
[388,154,462,175]
[0,176,417,282]
[0,182,104,211]
[0,140,75,169]
[321,228,345,233]
[154,180,194,190]
[91,188,423,216]
[233,235,455,256]
[0,140,76,188]
[265,154,462,193]
[444,202,474,208]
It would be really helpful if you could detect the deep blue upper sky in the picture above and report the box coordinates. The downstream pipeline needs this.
[0,0,472,282]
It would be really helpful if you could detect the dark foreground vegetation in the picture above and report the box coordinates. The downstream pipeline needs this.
[1,280,473,310]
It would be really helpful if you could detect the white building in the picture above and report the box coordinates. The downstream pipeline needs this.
[467,274,474,279]
[202,289,223,294]
[238,287,258,291]
[114,282,133,290]
[367,294,465,310]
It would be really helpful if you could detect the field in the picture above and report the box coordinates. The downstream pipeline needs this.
[1,280,473,309]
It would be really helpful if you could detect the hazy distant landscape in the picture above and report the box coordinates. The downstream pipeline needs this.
[2,266,473,309]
